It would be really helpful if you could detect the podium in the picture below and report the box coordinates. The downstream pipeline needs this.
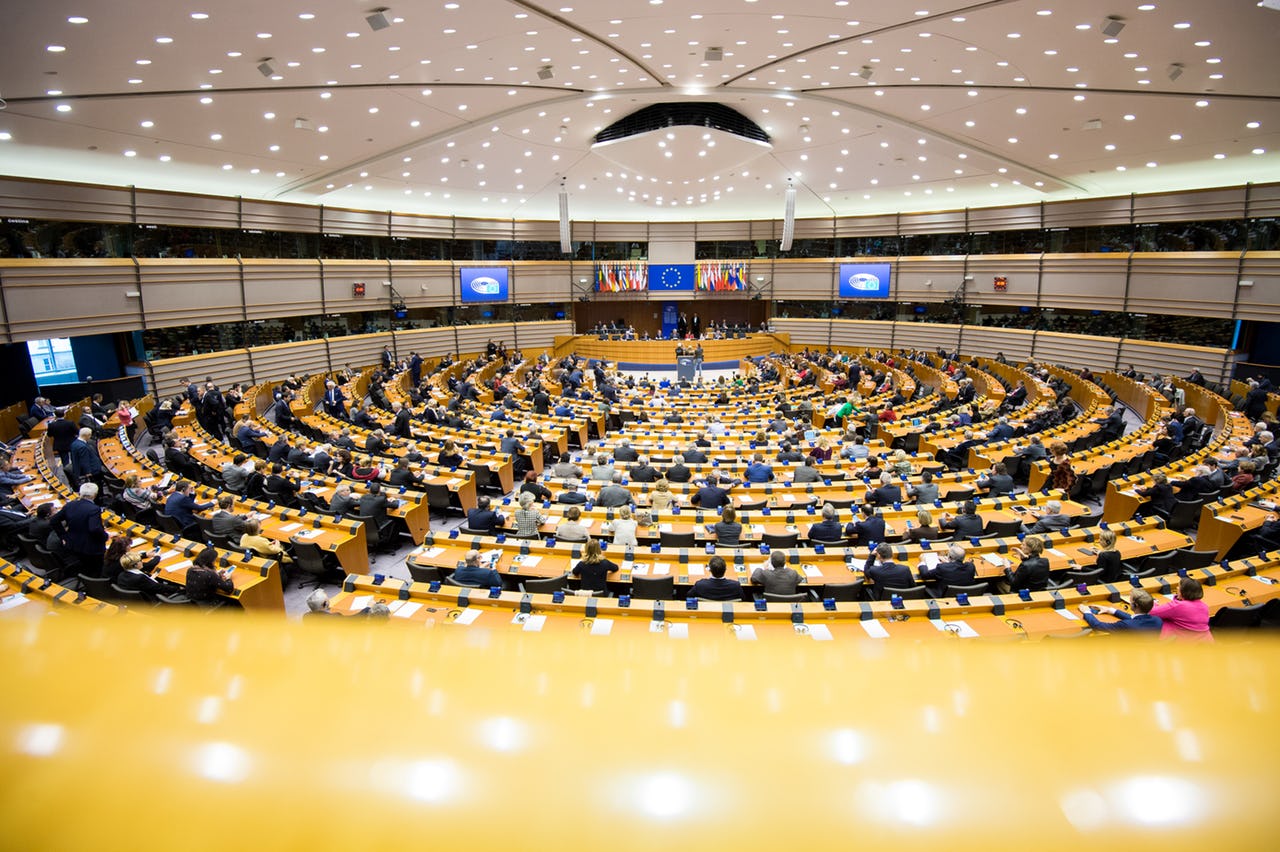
[676,357,696,382]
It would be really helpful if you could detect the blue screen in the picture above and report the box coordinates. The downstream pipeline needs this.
[838,263,892,299]
[460,267,510,302]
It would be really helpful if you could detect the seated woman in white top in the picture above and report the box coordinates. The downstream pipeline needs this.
[555,505,590,542]
[606,504,639,547]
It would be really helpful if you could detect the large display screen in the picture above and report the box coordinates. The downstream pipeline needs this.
[459,267,510,302]
[838,263,892,299]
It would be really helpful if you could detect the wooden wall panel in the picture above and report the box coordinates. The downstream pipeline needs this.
[513,219,562,241]
[240,199,320,234]
[137,259,244,329]
[1236,252,1280,323]
[893,322,962,354]
[964,255,1043,308]
[322,206,388,237]
[456,323,516,355]
[591,222,651,241]
[0,177,134,223]
[771,318,831,347]
[148,350,251,399]
[393,327,457,359]
[134,190,239,228]
[1126,252,1240,318]
[1031,332,1120,374]
[391,212,454,239]
[241,260,324,321]
[321,260,393,314]
[833,213,898,238]
[895,256,965,302]
[695,221,753,240]
[968,203,1042,232]
[247,340,329,384]
[960,326,1035,362]
[792,217,835,239]
[1039,254,1129,313]
[898,210,966,236]
[0,260,141,340]
[1118,340,1231,385]
[1043,196,1133,229]
[513,263,572,302]
[1248,183,1280,219]
[389,262,456,308]
[327,333,392,369]
[513,320,573,353]
[455,217,515,240]
[1132,186,1246,224]
[772,260,837,300]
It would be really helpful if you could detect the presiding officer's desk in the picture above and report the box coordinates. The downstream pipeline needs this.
[555,333,790,365]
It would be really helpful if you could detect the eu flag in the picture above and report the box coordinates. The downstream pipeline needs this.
[648,263,695,291]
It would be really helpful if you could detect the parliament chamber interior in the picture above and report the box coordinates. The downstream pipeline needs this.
[1,0,1278,847]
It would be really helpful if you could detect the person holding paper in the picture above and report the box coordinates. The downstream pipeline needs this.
[918,544,977,596]
[863,543,915,600]
[571,538,619,595]
[1023,500,1070,535]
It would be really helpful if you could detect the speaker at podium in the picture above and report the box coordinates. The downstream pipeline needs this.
[676,357,696,382]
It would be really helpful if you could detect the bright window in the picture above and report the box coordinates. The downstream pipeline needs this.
[27,338,78,384]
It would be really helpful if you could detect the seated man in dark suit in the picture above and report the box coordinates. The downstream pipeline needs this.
[264,463,301,502]
[557,478,588,505]
[806,503,846,543]
[329,485,359,516]
[629,455,659,483]
[844,504,886,546]
[918,544,978,596]
[453,549,502,587]
[869,472,903,507]
[357,481,400,528]
[690,474,736,511]
[682,445,709,464]
[863,543,915,600]
[388,458,424,489]
[612,439,639,463]
[665,456,693,483]
[977,461,1015,496]
[466,496,505,533]
[939,501,984,540]
[1023,499,1070,534]
[688,555,743,602]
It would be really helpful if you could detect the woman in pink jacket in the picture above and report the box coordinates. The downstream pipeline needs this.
[1150,576,1213,641]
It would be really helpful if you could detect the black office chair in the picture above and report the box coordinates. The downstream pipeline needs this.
[407,564,442,583]
[153,512,187,538]
[762,591,809,603]
[1066,567,1105,585]
[941,581,992,598]
[299,491,331,515]
[818,581,865,601]
[1209,603,1266,630]
[760,532,799,548]
[982,519,1024,537]
[658,530,696,548]
[883,584,930,600]
[76,573,114,601]
[351,513,399,552]
[519,573,569,594]
[630,575,675,600]
[444,574,482,588]
[109,584,146,605]
[290,540,333,590]
[1169,548,1217,572]
[1165,498,1202,532]
[1141,551,1179,575]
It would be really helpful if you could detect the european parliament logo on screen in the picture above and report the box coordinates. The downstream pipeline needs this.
[460,267,510,302]
[648,263,695,291]
[838,263,891,299]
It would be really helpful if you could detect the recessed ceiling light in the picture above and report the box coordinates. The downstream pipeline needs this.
[159,154,171,162]
[190,12,209,20]
[136,59,151,65]
[1253,148,1266,155]
[1195,100,1209,107]
[199,97,213,104]
[47,45,66,52]
[1075,23,1090,30]
[1213,153,1225,159]
[1194,40,1211,47]
[210,133,222,141]
[1169,133,1182,140]
[269,144,280,152]
[124,150,136,157]
[1123,114,1136,121]
[1138,3,1155,10]
[140,120,154,128]
[55,104,72,113]
[1174,22,1191,29]
[67,16,88,24]
[299,12,315,20]
[156,36,173,44]
[257,32,272,38]
[1246,121,1261,129]
[222,164,233,170]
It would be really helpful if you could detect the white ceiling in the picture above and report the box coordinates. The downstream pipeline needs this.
[0,0,1277,223]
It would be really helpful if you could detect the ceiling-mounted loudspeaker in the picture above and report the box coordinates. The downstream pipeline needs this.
[780,181,796,252]
[257,58,276,77]
[1101,16,1125,36]
[1259,0,1280,11]
[705,47,723,61]
[538,65,554,80]
[559,184,571,255]
[294,117,313,131]
[858,66,873,80]
[366,8,392,31]
[1167,63,1184,81]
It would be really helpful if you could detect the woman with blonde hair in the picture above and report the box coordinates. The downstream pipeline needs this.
[1094,528,1122,583]
[890,449,915,476]
[649,478,674,513]
[908,507,938,542]
[571,537,619,595]
[607,504,639,547]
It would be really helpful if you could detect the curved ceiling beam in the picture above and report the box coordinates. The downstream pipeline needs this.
[509,0,667,86]
[722,0,1023,87]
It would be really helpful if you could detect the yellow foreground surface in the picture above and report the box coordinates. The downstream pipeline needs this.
[2,612,1277,850]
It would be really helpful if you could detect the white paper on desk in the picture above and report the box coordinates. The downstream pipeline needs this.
[667,623,689,639]
[732,624,757,641]
[518,613,547,632]
[293,529,322,539]
[1252,575,1278,587]
[687,563,705,576]
[349,594,373,611]
[387,599,408,613]
[421,547,444,558]
[860,619,891,639]
[751,524,766,535]
[279,522,303,533]
[981,553,1006,567]
[1048,548,1068,558]
[446,478,464,487]
[589,618,614,636]
[807,624,834,641]
[931,619,979,638]
[515,554,543,568]
[1054,607,1083,622]
[452,607,482,625]
[0,594,31,613]
[919,552,940,570]
[659,523,673,533]
[783,494,797,502]
[629,563,648,575]
[648,620,667,633]
[652,563,671,576]
[163,560,192,573]
[803,564,821,578]
[158,473,173,489]
[131,537,147,548]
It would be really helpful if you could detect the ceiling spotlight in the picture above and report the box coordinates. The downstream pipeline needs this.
[704,46,723,61]
[257,58,277,77]
[1100,16,1125,37]
[858,65,873,80]
[366,7,392,31]
[537,65,554,80]
[1167,62,1184,81]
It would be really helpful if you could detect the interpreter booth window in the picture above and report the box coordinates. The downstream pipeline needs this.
[28,338,78,384]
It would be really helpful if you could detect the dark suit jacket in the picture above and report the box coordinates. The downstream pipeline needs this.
[666,464,692,483]
[942,513,985,540]
[51,498,108,556]
[864,559,915,599]
[920,559,977,594]
[47,418,78,453]
[846,515,886,545]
